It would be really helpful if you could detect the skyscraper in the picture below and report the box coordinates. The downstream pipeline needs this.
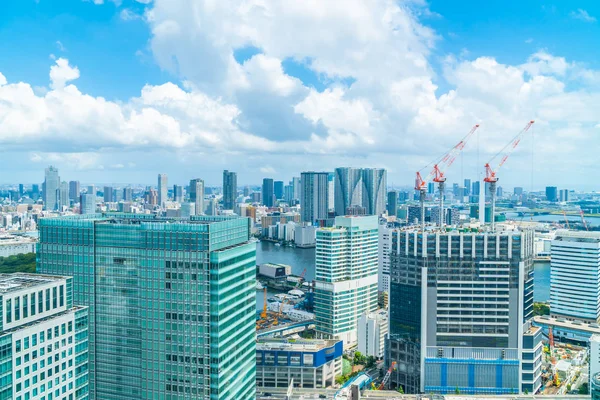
[123,187,133,202]
[145,187,158,206]
[274,181,284,200]
[158,173,168,207]
[43,165,60,211]
[262,178,274,207]
[222,170,237,210]
[550,230,600,322]
[173,184,184,203]
[37,214,257,400]
[80,193,96,214]
[189,178,205,216]
[559,189,569,202]
[327,173,335,211]
[334,167,363,216]
[31,184,40,201]
[464,178,471,196]
[103,186,114,203]
[0,273,89,400]
[292,177,301,201]
[387,228,540,394]
[58,181,70,209]
[300,172,329,224]
[18,183,24,199]
[546,186,558,202]
[69,180,80,202]
[472,180,480,196]
[314,216,379,346]
[387,191,398,216]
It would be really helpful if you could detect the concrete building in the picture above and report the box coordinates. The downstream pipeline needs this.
[172,184,183,203]
[300,172,329,225]
[387,191,398,217]
[222,170,237,210]
[262,178,274,207]
[546,186,558,202]
[158,173,168,207]
[387,228,541,395]
[314,216,379,347]
[144,188,158,207]
[292,177,301,202]
[0,235,37,257]
[534,315,600,346]
[590,334,600,381]
[180,202,195,218]
[38,214,256,400]
[378,224,392,293]
[43,166,60,211]
[593,372,600,400]
[256,338,343,389]
[295,225,318,248]
[358,310,388,359]
[550,230,600,322]
[123,187,133,202]
[0,273,89,400]
[58,181,69,210]
[189,178,205,216]
[274,181,284,201]
[334,168,387,217]
[559,189,569,202]
[80,193,96,215]
[103,186,114,203]
[69,180,80,202]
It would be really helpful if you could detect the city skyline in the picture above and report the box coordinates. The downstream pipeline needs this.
[1,2,600,188]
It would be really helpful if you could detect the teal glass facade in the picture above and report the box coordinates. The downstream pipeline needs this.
[37,214,256,400]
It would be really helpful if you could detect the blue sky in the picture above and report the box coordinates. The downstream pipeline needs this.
[1,1,600,188]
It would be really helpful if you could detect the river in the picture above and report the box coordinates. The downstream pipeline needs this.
[255,241,552,310]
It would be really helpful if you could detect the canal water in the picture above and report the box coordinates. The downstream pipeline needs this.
[255,241,552,310]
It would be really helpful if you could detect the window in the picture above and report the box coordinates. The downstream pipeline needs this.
[59,286,64,307]
[52,287,57,309]
[31,293,36,316]
[22,295,28,318]
[40,331,45,343]
[6,299,11,323]
[16,340,21,352]
[45,289,50,311]
[38,291,43,314]
[24,337,29,350]
[15,297,20,320]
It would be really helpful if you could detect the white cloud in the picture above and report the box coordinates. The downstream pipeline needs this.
[49,58,80,90]
[570,9,596,23]
[120,9,143,21]
[0,73,6,86]
[56,41,66,52]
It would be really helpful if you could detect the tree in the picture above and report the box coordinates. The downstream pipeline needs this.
[533,302,550,316]
[353,351,365,365]
[397,386,404,394]
[455,387,460,394]
[366,356,376,368]
[524,389,529,395]
[579,383,589,395]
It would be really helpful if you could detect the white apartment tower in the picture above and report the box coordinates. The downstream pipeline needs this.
[358,310,389,359]
[378,224,392,293]
[550,230,600,322]
[314,216,379,347]
[0,273,89,400]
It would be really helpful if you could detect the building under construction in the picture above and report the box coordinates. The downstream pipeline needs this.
[386,227,543,395]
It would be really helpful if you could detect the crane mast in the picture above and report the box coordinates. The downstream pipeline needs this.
[484,120,534,232]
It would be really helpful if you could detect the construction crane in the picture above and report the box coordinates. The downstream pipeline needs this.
[378,361,397,390]
[580,209,589,231]
[484,120,534,232]
[562,210,571,229]
[416,124,480,230]
[275,268,307,326]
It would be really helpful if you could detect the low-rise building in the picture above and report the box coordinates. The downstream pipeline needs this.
[0,235,37,257]
[0,273,89,400]
[256,338,343,389]
[358,310,388,359]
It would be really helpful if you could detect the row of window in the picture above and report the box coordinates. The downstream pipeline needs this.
[15,323,73,353]
[6,287,65,324]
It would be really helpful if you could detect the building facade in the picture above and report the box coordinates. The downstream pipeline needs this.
[387,228,541,395]
[173,185,183,203]
[0,273,89,400]
[314,216,379,347]
[550,230,600,322]
[256,338,342,389]
[103,186,114,204]
[69,181,80,203]
[300,172,329,225]
[37,214,257,400]
[158,173,168,207]
[222,170,237,210]
[262,178,274,208]
[189,178,205,216]
[43,166,60,211]
[0,235,37,257]
[378,224,392,293]
[79,194,95,215]
[334,167,386,216]
[358,310,388,359]
[387,191,398,217]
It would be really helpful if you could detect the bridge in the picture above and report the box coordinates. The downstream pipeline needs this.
[256,320,315,338]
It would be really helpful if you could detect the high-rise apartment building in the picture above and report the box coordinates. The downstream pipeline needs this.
[464,178,471,196]
[378,224,392,293]
[274,181,284,201]
[189,178,205,216]
[145,188,158,206]
[222,170,237,210]
[559,189,569,202]
[43,166,60,211]
[314,216,379,347]
[334,168,387,216]
[103,186,114,203]
[387,228,541,394]
[546,186,558,202]
[80,193,96,214]
[358,310,388,359]
[472,181,480,196]
[172,185,183,203]
[69,180,80,202]
[327,173,334,211]
[387,191,398,217]
[122,187,132,202]
[37,214,257,400]
[292,177,301,201]
[158,173,168,207]
[300,172,329,225]
[58,181,70,210]
[262,178,274,208]
[0,273,89,400]
[550,230,600,322]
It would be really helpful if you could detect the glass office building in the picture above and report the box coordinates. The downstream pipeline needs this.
[37,213,256,400]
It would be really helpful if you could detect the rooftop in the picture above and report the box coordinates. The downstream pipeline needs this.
[257,338,340,352]
[534,315,600,334]
[554,229,600,241]
[0,273,68,294]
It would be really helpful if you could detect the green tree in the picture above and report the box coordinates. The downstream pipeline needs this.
[455,387,460,394]
[579,383,589,395]
[533,302,550,316]
[0,253,36,274]
[397,386,404,394]
[366,356,376,368]
[353,351,365,365]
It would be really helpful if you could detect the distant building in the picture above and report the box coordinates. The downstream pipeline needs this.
[145,188,158,206]
[315,216,379,346]
[123,187,132,202]
[300,172,329,224]
[514,186,524,196]
[387,191,398,217]
[472,181,480,196]
[292,177,301,201]
[189,178,205,215]
[158,173,168,207]
[173,184,183,203]
[69,180,80,202]
[0,235,37,257]
[427,182,435,195]
[80,193,96,214]
[560,189,569,202]
[103,186,114,203]
[274,180,284,200]
[358,310,388,359]
[179,202,195,218]
[546,186,558,202]
[262,178,274,207]
[464,178,471,196]
[58,181,69,210]
[256,338,342,389]
[0,273,89,400]
[551,230,600,322]
[222,170,237,210]
[43,166,60,211]
[378,224,392,293]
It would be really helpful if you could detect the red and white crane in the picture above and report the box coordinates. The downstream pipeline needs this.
[484,120,534,232]
[415,124,480,230]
